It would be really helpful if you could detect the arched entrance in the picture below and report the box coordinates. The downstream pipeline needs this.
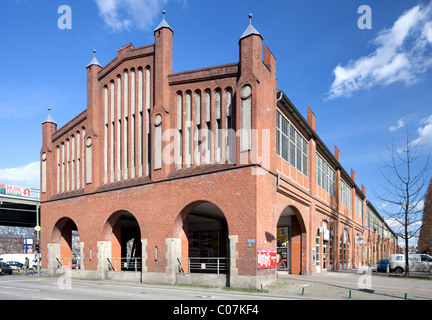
[51,217,81,270]
[103,211,142,272]
[174,201,230,280]
[276,206,306,275]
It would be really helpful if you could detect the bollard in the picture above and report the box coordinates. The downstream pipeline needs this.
[261,284,263,293]
[349,290,351,299]
[301,287,305,295]
[404,293,407,300]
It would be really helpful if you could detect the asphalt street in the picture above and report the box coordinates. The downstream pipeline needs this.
[0,269,431,301]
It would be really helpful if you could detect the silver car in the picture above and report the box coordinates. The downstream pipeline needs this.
[389,253,432,273]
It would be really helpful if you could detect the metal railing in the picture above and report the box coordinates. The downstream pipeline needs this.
[57,257,81,269]
[107,257,142,272]
[177,257,229,274]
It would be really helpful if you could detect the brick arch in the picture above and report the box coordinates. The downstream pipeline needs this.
[51,216,79,244]
[101,210,142,270]
[173,200,230,273]
[51,216,79,269]
[276,205,307,275]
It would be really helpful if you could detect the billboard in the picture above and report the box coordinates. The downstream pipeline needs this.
[257,250,277,269]
[0,184,31,198]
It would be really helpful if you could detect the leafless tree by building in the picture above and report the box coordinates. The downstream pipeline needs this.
[376,130,430,277]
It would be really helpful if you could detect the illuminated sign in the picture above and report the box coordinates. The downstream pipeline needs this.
[0,184,31,198]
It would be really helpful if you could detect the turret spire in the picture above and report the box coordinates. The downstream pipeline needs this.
[154,10,173,33]
[240,13,262,40]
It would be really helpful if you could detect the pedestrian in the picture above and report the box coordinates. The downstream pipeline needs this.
[24,257,29,275]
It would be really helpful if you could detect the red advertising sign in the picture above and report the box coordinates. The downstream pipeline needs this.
[0,184,31,198]
[257,250,277,269]
[364,243,370,247]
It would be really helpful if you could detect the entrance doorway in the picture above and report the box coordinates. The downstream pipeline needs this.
[52,217,81,270]
[277,206,306,275]
[105,211,141,272]
[177,202,229,275]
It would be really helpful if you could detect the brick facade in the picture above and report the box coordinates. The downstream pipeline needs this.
[40,14,397,288]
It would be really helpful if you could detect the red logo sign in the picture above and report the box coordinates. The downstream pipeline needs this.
[257,250,277,269]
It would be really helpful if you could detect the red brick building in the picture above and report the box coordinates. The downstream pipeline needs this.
[40,13,397,288]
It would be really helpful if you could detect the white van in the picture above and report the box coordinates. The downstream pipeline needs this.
[389,253,432,273]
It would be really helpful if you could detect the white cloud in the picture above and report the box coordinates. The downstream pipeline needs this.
[0,162,40,189]
[389,118,405,132]
[412,114,432,146]
[94,0,171,32]
[327,2,432,99]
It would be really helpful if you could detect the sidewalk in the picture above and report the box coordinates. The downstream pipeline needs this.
[266,269,432,300]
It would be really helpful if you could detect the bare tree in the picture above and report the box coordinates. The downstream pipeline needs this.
[0,226,36,253]
[376,130,430,277]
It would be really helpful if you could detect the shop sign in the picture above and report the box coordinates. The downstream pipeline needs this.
[257,250,277,269]
[355,236,364,244]
[0,184,31,198]
[364,243,370,247]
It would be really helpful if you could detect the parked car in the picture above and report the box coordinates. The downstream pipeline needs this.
[389,253,432,273]
[0,262,13,275]
[5,261,23,270]
[377,259,389,272]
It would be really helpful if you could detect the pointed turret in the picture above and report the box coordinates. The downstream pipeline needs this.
[240,13,262,40]
[239,13,263,76]
[154,10,173,33]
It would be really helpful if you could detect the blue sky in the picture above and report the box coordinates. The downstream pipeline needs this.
[1,0,431,239]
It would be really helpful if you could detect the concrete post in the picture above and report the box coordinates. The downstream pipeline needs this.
[47,243,61,276]
[97,241,111,280]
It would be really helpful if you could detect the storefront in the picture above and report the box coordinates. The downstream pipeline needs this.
[277,226,290,271]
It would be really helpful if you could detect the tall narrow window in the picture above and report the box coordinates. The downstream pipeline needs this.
[154,114,162,170]
[215,89,222,163]
[104,86,109,184]
[86,137,92,184]
[240,85,252,152]
[110,82,115,182]
[71,135,75,190]
[76,131,81,188]
[225,88,235,164]
[130,69,136,178]
[117,75,122,182]
[123,70,129,180]
[355,195,363,218]
[56,146,60,193]
[66,139,70,192]
[61,143,65,192]
[204,90,211,164]
[41,153,47,193]
[176,92,183,169]
[138,68,143,177]
[146,67,151,176]
[81,128,85,188]
[185,91,192,167]
[195,91,202,166]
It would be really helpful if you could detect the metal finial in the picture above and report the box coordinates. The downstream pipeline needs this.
[249,13,253,24]
[93,49,97,57]
[162,10,166,17]
[48,107,51,112]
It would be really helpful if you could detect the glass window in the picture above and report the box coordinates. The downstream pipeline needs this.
[340,179,352,210]
[316,153,336,198]
[276,110,309,176]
